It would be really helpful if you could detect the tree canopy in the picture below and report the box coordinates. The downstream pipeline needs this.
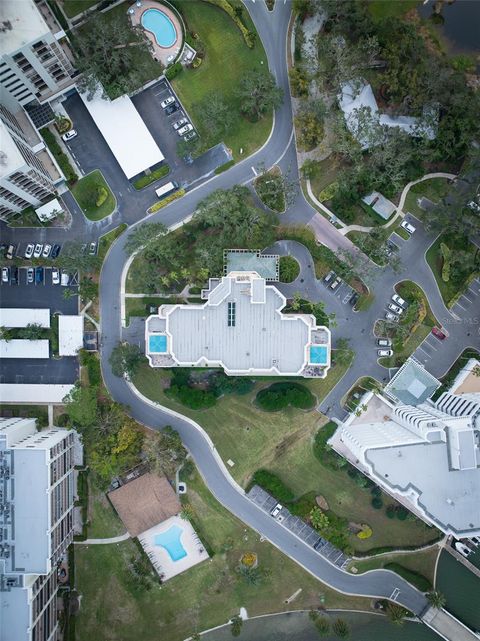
[236,70,284,121]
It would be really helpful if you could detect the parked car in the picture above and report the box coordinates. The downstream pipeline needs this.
[35,266,44,284]
[1,267,9,283]
[25,267,34,284]
[173,117,188,130]
[177,123,194,136]
[377,338,392,347]
[89,242,97,256]
[467,200,480,213]
[51,244,61,259]
[165,103,179,115]
[183,130,197,142]
[62,129,77,142]
[349,293,359,307]
[0,243,6,256]
[432,326,446,340]
[11,266,18,285]
[387,303,403,315]
[270,503,283,518]
[323,270,335,284]
[52,267,60,285]
[385,311,399,322]
[42,244,52,258]
[6,244,16,259]
[24,243,35,259]
[330,276,342,290]
[61,270,69,286]
[401,220,416,234]
[160,95,175,108]
[33,243,43,258]
[391,293,407,307]
[378,349,393,357]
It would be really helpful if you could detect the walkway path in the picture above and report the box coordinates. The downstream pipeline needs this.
[74,532,130,545]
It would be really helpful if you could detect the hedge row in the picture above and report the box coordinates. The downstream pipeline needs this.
[147,188,185,213]
[202,0,255,47]
[249,469,295,502]
[40,127,77,186]
[256,382,315,411]
[133,164,170,190]
[384,563,432,592]
[214,159,235,174]
[165,62,183,80]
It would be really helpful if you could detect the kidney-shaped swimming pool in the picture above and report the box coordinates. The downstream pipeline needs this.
[141,8,177,49]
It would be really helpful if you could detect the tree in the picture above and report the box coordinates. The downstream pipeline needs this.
[315,616,330,636]
[237,564,264,585]
[196,93,234,138]
[80,276,98,303]
[310,507,330,532]
[19,323,44,340]
[386,603,408,626]
[63,383,98,428]
[230,615,243,637]
[332,618,350,638]
[236,70,283,121]
[144,426,187,477]
[0,326,14,342]
[426,591,446,610]
[124,222,167,254]
[57,241,99,274]
[109,342,145,379]
[180,503,195,521]
[295,108,324,150]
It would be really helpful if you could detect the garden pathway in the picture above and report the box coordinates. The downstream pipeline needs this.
[74,532,130,545]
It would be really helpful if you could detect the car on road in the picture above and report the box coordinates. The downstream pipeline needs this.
[35,266,44,284]
[173,117,188,130]
[52,267,60,285]
[25,243,35,259]
[270,503,283,517]
[165,102,179,115]
[432,326,446,340]
[160,95,175,108]
[177,123,194,136]
[89,242,97,256]
[62,129,77,142]
[2,267,9,283]
[6,244,16,260]
[330,276,342,290]
[387,303,403,315]
[401,220,416,234]
[385,311,399,322]
[392,293,407,308]
[51,244,61,259]
[33,243,43,258]
[42,244,52,258]
[183,130,197,142]
[378,349,393,357]
[377,338,392,347]
[27,267,34,284]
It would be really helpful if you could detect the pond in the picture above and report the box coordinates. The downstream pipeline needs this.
[203,611,443,641]
[417,0,480,55]
[436,550,480,632]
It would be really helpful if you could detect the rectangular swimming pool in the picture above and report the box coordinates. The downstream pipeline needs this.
[149,333,167,353]
[310,344,328,365]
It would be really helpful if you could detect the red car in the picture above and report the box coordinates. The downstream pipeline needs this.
[432,327,446,340]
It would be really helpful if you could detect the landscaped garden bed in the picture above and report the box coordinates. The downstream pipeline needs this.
[254,166,286,212]
[132,164,170,190]
[71,170,116,221]
[279,255,300,282]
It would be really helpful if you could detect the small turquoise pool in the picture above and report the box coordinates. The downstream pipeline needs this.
[154,524,187,562]
[141,8,177,48]
[149,333,167,353]
[310,344,328,365]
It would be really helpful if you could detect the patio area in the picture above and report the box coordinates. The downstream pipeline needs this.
[128,0,183,67]
[138,515,209,581]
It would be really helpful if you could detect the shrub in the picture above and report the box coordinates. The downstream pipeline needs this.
[396,506,409,520]
[133,164,170,190]
[256,382,316,411]
[249,469,295,502]
[240,552,257,567]
[440,242,451,282]
[357,524,372,539]
[96,186,108,207]
[318,181,339,203]
[165,61,183,80]
[279,255,300,282]
[386,505,396,519]
[371,485,382,497]
[191,56,203,69]
[214,159,235,174]
[148,189,185,213]
[371,496,383,509]
[166,384,217,409]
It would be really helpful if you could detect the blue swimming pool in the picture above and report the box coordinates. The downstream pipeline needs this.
[149,333,167,353]
[310,344,328,365]
[154,524,187,562]
[141,8,177,48]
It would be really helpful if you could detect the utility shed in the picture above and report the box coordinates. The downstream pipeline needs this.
[58,315,84,356]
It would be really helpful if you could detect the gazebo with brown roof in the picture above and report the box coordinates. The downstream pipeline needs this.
[108,472,180,537]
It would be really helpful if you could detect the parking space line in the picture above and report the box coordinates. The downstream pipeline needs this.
[417,345,432,356]
[461,294,473,304]
[251,166,258,176]
[454,300,467,310]
[424,340,438,351]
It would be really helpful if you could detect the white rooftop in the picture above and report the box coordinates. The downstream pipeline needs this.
[35,198,63,222]
[79,86,164,179]
[58,315,83,356]
[0,339,49,359]
[0,0,49,57]
[0,121,25,180]
[0,384,75,404]
[0,308,50,328]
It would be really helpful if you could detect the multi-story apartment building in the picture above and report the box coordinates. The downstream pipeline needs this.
[0,417,81,641]
[0,0,78,221]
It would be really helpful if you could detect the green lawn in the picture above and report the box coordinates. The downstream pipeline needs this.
[125,296,182,322]
[403,178,451,220]
[71,170,116,221]
[171,0,272,159]
[61,0,98,18]
[368,0,420,21]
[308,156,343,198]
[74,467,372,641]
[87,478,126,539]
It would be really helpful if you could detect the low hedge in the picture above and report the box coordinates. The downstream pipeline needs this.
[148,188,185,213]
[133,164,170,190]
[255,382,316,411]
[249,469,295,502]
[385,563,432,592]
[202,0,255,47]
[214,159,235,174]
[165,62,183,80]
[40,127,77,186]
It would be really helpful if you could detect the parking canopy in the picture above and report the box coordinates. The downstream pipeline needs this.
[0,339,49,359]
[0,308,50,328]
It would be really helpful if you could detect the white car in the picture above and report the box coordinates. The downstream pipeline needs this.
[388,303,403,315]
[1,267,9,283]
[377,338,392,347]
[392,293,407,308]
[160,95,175,108]
[33,243,43,258]
[52,267,60,285]
[467,200,480,213]
[173,117,188,130]
[378,349,393,357]
[24,243,35,259]
[401,220,416,234]
[42,244,52,258]
[385,312,399,322]
[270,503,283,518]
[61,270,69,286]
[62,129,77,142]
[177,123,194,136]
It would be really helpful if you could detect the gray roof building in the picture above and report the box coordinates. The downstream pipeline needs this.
[384,358,441,406]
[224,249,279,281]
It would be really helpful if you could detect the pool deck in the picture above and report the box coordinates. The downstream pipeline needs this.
[138,514,209,581]
[129,1,183,67]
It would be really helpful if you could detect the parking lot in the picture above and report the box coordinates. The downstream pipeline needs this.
[322,271,358,307]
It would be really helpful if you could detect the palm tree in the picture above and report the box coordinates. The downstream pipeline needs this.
[315,616,330,636]
[332,618,350,638]
[386,603,407,626]
[230,614,243,637]
[426,590,446,609]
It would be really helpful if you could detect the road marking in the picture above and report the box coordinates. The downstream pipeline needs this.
[424,340,438,351]
[461,294,473,304]
[454,301,467,311]
[390,588,400,601]
[417,345,431,357]
[251,166,258,176]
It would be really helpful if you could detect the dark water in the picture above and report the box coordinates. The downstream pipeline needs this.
[436,550,480,632]
[203,611,442,641]
[417,0,480,54]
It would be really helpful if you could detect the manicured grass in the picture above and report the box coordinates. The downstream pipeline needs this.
[71,170,116,221]
[61,0,98,18]
[132,164,170,190]
[98,224,127,262]
[171,0,271,159]
[403,178,451,220]
[75,467,372,641]
[309,156,343,197]
[425,233,477,305]
[125,296,182,322]
[368,0,419,21]
[87,478,125,539]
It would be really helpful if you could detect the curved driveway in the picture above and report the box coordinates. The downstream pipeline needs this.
[98,0,430,616]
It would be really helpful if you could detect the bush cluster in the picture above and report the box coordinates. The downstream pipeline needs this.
[214,159,235,174]
[165,369,254,410]
[249,469,295,502]
[256,382,315,411]
[40,127,77,186]
[165,61,183,80]
[148,188,185,213]
[133,164,170,190]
